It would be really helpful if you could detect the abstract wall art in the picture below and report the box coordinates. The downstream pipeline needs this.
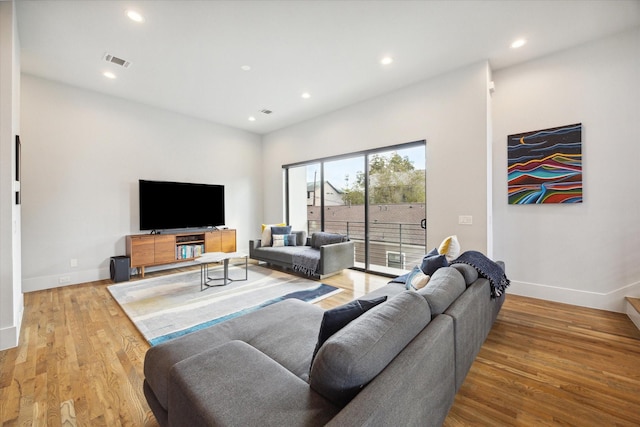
[507,123,582,204]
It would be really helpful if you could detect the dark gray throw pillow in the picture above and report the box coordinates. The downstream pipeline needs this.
[269,225,292,246]
[310,296,387,368]
[421,247,448,275]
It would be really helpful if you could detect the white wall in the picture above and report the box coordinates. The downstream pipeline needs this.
[492,28,640,312]
[262,61,491,253]
[0,0,23,350]
[20,75,263,291]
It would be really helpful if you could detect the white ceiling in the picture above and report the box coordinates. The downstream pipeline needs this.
[15,0,640,135]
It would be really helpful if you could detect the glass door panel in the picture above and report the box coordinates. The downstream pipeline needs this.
[367,146,426,276]
[323,157,365,268]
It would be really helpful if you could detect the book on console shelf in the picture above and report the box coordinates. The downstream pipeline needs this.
[176,244,204,260]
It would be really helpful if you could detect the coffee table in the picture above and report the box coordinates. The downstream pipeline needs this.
[195,252,248,291]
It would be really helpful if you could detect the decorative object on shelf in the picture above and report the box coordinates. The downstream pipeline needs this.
[507,123,582,204]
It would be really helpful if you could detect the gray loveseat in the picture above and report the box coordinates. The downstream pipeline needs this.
[143,257,507,426]
[250,231,355,279]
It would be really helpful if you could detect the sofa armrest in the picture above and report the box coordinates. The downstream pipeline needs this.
[249,239,262,259]
[319,240,355,275]
[168,340,338,427]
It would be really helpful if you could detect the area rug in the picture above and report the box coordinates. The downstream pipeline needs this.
[108,264,341,346]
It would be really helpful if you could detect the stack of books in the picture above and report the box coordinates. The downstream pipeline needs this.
[176,244,204,259]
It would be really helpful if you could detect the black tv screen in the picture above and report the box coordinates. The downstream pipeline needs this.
[139,180,225,231]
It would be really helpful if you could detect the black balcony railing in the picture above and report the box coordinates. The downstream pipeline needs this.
[307,220,426,271]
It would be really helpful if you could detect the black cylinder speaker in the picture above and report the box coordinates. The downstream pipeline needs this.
[110,256,130,283]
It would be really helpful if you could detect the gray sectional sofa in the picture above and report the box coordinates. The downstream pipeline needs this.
[249,231,355,279]
[143,258,506,426]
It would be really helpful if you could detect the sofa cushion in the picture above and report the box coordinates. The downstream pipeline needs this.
[310,296,387,366]
[311,232,347,249]
[252,246,311,265]
[420,247,449,275]
[168,341,339,426]
[451,263,479,286]
[417,267,466,315]
[309,291,431,407]
[144,299,324,411]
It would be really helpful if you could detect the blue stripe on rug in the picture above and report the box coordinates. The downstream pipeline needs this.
[149,283,339,346]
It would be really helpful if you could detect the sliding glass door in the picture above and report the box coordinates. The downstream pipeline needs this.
[285,141,426,276]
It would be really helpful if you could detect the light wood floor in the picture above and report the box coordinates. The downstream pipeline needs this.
[1,265,639,426]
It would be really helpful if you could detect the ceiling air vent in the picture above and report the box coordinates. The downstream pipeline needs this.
[260,109,273,115]
[103,53,131,68]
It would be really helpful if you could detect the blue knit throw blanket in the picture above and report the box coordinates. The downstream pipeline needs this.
[293,248,320,276]
[450,251,510,298]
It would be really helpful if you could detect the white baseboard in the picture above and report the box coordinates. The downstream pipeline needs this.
[0,326,18,350]
[0,299,23,350]
[508,279,640,313]
[0,323,20,351]
[22,267,109,292]
[21,261,201,292]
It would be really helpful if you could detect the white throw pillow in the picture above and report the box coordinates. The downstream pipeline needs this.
[405,266,431,290]
[438,235,460,261]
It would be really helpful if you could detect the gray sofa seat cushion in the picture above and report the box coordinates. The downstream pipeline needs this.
[309,291,431,407]
[418,266,466,315]
[252,245,314,265]
[169,340,339,427]
[145,298,324,410]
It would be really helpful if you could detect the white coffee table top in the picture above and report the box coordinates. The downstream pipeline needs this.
[195,252,247,263]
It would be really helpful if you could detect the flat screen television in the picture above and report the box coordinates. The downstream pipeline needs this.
[139,179,225,231]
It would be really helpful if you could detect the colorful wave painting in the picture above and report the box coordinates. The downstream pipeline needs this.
[508,123,582,204]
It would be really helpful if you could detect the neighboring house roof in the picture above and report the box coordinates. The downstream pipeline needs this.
[307,181,344,194]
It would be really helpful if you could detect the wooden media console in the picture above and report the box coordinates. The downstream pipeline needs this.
[126,229,236,277]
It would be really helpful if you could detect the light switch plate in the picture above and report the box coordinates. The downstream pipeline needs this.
[458,215,473,225]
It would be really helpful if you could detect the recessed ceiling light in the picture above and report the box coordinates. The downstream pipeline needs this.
[380,56,393,65]
[248,116,256,122]
[511,39,527,49]
[103,71,116,79]
[301,92,311,99]
[240,65,251,71]
[126,10,145,23]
